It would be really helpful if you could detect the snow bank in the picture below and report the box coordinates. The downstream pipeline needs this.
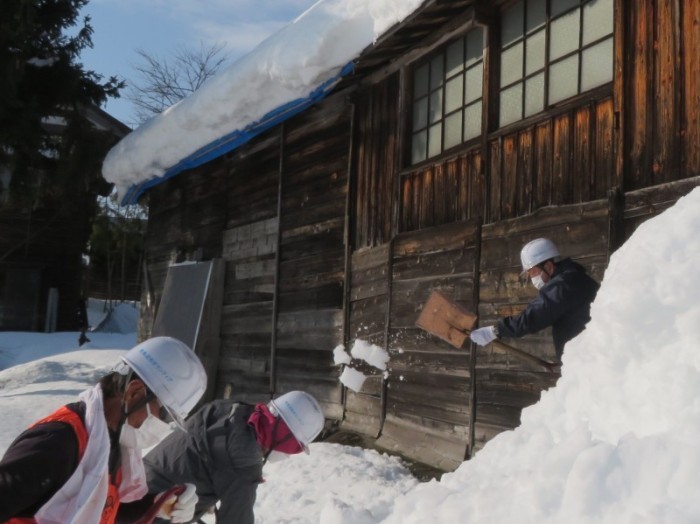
[256,443,418,524]
[0,348,127,452]
[0,331,135,371]
[93,302,140,333]
[381,188,700,523]
[102,0,424,199]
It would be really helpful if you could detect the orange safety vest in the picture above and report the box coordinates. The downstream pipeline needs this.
[4,405,123,524]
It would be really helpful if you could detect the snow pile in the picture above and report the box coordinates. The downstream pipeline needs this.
[93,302,140,334]
[103,0,424,198]
[381,188,700,523]
[256,443,418,524]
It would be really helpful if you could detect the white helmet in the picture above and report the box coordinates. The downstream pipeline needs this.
[520,238,560,275]
[121,336,207,428]
[269,391,324,453]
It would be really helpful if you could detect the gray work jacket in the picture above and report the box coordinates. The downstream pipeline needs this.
[144,400,263,524]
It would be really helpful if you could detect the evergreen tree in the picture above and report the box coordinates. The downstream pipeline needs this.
[88,193,145,303]
[0,0,124,207]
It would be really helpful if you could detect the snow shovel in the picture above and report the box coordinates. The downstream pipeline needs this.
[415,290,560,373]
[134,485,186,524]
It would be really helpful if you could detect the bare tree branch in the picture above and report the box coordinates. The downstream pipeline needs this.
[126,42,228,125]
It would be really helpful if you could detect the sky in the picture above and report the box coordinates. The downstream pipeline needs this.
[2,187,700,522]
[80,0,319,126]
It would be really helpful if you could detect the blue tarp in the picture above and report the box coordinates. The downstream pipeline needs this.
[121,62,355,205]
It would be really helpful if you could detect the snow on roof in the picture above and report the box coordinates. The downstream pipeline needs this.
[102,0,426,205]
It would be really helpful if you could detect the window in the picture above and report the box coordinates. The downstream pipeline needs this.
[499,0,613,127]
[411,27,484,164]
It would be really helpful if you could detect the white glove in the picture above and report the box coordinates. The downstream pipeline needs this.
[470,326,497,346]
[157,483,198,523]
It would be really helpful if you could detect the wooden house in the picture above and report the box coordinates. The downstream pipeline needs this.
[131,0,699,470]
[0,105,130,332]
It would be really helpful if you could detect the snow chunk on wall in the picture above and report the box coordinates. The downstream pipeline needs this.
[351,339,389,371]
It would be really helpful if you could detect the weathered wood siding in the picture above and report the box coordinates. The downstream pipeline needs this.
[274,97,351,418]
[354,73,401,248]
[141,161,227,338]
[342,244,391,437]
[625,0,700,189]
[486,97,615,221]
[377,220,480,470]
[399,150,484,232]
[219,134,281,401]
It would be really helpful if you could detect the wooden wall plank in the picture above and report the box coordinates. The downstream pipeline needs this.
[653,0,680,184]
[595,99,615,199]
[626,0,653,189]
[377,414,468,471]
[501,134,518,218]
[552,113,572,204]
[517,129,533,215]
[470,151,485,220]
[490,139,502,222]
[573,106,592,203]
[682,0,700,177]
[534,121,553,208]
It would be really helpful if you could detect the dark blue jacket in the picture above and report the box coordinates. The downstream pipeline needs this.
[496,258,599,359]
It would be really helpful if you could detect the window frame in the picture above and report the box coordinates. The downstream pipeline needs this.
[498,0,614,128]
[408,26,485,166]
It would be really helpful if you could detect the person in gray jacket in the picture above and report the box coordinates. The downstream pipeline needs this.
[144,390,325,524]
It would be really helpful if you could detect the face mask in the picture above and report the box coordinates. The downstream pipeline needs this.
[531,274,546,290]
[120,403,172,449]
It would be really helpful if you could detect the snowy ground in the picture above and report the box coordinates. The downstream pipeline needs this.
[2,187,700,523]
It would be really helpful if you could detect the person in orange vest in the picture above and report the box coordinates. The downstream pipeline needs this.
[0,336,207,524]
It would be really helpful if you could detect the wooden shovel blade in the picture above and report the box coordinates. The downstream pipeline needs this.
[415,290,478,349]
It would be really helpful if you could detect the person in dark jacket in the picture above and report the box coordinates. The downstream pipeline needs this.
[0,337,206,524]
[470,238,600,360]
[144,390,325,524]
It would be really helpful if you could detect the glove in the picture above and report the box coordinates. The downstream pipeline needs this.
[470,326,497,346]
[156,483,198,523]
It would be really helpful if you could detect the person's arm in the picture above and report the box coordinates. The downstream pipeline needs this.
[212,467,261,524]
[0,423,79,520]
[497,279,571,338]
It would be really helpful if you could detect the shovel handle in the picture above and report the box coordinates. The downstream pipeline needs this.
[454,326,559,372]
[491,339,560,372]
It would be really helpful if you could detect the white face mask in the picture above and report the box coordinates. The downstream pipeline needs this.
[120,403,172,450]
[531,274,546,290]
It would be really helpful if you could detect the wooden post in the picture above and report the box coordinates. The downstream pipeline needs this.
[607,186,625,258]
[269,125,285,398]
[466,220,482,460]
[341,100,357,412]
